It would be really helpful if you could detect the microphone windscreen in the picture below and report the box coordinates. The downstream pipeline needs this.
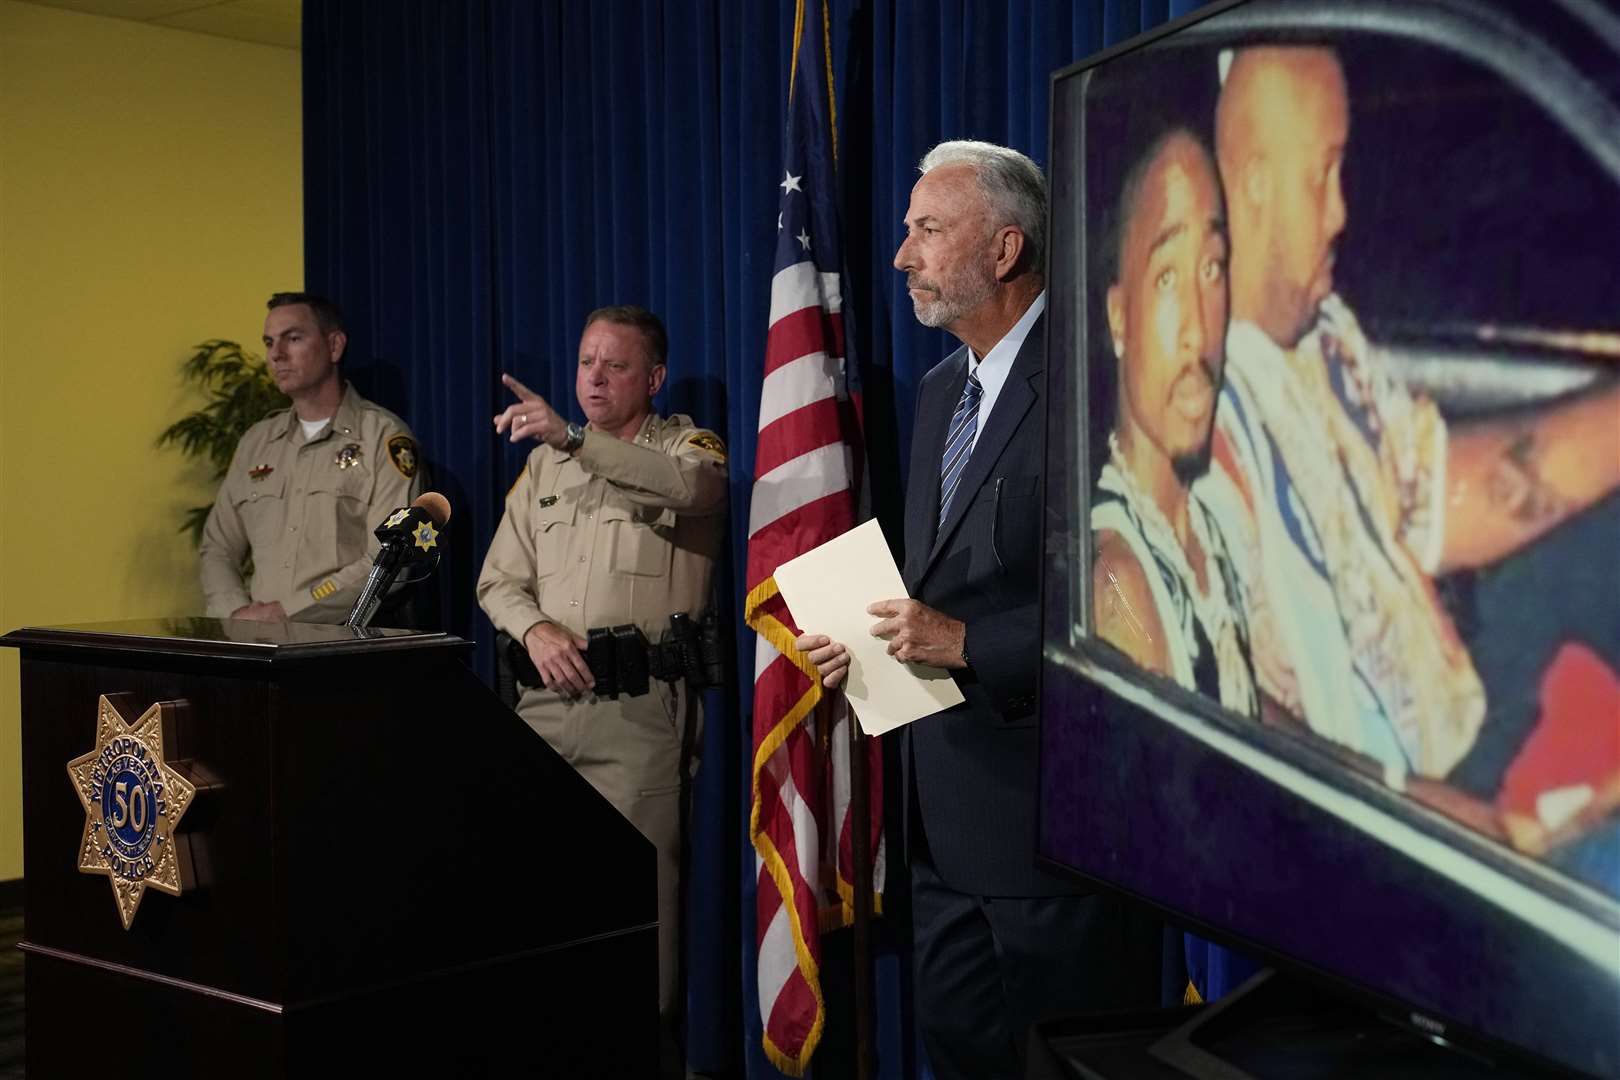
[412,491,452,527]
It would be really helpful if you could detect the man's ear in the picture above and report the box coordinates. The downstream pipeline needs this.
[648,362,667,398]
[1105,284,1127,361]
[993,226,1027,281]
[327,329,348,365]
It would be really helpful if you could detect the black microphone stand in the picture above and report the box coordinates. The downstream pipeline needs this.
[345,505,444,629]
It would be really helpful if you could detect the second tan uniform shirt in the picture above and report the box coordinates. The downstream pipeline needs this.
[477,412,727,644]
[198,383,423,621]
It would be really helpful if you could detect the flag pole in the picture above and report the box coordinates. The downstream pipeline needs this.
[847,699,874,1080]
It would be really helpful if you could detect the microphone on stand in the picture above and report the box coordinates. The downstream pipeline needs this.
[345,491,452,629]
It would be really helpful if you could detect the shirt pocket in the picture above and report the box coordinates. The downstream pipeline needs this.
[229,469,288,541]
[600,499,675,578]
[531,496,577,580]
[306,467,372,567]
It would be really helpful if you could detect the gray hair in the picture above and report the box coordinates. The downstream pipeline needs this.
[919,140,1047,273]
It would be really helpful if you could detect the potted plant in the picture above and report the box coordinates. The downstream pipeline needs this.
[157,339,288,544]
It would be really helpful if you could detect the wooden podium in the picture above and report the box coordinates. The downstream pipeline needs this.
[4,618,657,1077]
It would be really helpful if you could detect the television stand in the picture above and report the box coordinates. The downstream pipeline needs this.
[1029,970,1567,1079]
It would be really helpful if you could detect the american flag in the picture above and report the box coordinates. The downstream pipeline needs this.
[744,0,885,1073]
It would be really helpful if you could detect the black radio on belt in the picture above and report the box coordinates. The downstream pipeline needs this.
[584,625,649,699]
[509,611,726,699]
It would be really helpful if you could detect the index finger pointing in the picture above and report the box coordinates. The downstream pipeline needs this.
[501,372,542,402]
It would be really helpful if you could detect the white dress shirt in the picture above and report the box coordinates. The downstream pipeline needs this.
[964,290,1045,453]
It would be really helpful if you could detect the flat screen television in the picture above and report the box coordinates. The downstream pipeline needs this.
[1039,0,1620,1075]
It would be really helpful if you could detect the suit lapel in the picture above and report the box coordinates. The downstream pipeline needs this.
[921,312,1045,577]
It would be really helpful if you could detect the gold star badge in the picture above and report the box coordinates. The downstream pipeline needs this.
[384,508,411,529]
[66,696,197,929]
[412,521,438,552]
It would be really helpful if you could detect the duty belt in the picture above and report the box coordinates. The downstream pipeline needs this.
[506,610,725,699]
[586,610,727,698]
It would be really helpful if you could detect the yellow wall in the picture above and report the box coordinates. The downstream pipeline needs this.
[0,1,303,880]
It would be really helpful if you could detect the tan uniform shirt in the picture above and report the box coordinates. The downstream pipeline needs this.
[477,413,728,643]
[198,384,423,621]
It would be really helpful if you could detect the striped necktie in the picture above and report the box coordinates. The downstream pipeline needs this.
[938,367,983,527]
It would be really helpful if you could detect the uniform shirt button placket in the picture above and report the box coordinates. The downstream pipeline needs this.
[286,447,309,570]
[577,483,603,617]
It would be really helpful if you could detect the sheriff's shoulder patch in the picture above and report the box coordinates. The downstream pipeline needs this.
[686,430,726,460]
[387,435,418,479]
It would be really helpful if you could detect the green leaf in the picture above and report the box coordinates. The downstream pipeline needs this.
[158,339,290,548]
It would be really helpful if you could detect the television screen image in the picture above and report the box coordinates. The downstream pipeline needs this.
[1039,0,1620,1074]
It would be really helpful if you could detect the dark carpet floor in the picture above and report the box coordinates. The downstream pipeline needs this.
[0,906,22,1079]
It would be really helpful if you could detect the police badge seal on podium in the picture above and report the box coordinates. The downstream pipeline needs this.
[65,695,199,929]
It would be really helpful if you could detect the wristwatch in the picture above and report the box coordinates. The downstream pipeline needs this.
[561,421,586,453]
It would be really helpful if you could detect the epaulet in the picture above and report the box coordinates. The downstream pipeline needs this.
[657,413,695,438]
[360,400,413,436]
[648,414,725,460]
[507,462,529,499]
[246,407,292,437]
[672,416,726,461]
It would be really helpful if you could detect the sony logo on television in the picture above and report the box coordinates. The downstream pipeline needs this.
[1410,1013,1447,1038]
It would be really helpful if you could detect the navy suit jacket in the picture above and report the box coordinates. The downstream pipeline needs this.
[902,310,1081,897]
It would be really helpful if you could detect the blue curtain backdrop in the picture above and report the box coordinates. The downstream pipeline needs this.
[303,2,1211,1075]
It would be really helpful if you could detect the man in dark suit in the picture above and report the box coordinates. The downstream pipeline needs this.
[797,141,1161,1079]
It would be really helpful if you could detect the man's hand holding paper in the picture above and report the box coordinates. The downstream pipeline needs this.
[774,518,965,735]
[799,598,968,684]
[868,598,967,668]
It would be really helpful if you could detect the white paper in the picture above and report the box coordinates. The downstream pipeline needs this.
[773,518,965,735]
